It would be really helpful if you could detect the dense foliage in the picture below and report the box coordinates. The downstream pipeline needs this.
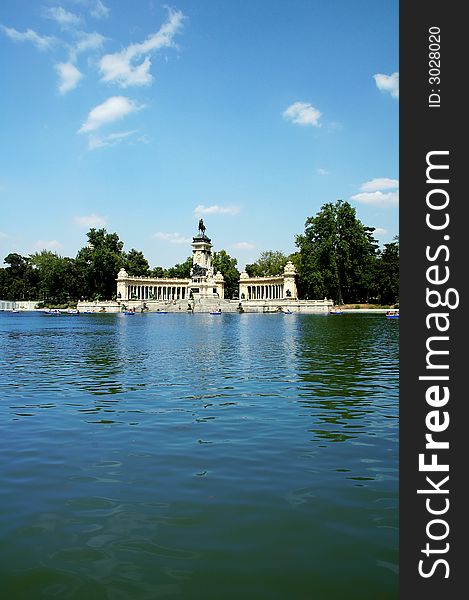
[0,229,242,303]
[164,256,193,279]
[245,251,288,277]
[373,237,399,305]
[1,204,399,305]
[295,200,381,304]
[247,201,399,305]
[212,250,240,299]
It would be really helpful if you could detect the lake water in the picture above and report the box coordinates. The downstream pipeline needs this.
[0,312,399,599]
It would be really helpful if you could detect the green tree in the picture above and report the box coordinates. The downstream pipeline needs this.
[31,250,67,304]
[75,229,125,300]
[149,266,165,278]
[30,251,84,305]
[165,256,193,279]
[296,200,379,304]
[61,257,84,303]
[375,237,399,305]
[212,249,240,299]
[0,268,8,299]
[124,249,150,276]
[0,253,38,300]
[245,250,288,277]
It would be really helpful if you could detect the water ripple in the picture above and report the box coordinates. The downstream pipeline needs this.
[0,312,398,599]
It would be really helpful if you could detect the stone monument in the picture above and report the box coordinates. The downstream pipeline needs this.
[188,219,225,299]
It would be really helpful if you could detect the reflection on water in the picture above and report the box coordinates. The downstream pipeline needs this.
[0,312,398,599]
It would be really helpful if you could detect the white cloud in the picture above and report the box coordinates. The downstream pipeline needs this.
[317,168,329,176]
[194,204,240,216]
[91,1,110,19]
[0,25,55,51]
[351,190,399,207]
[72,31,105,57]
[34,239,63,250]
[352,177,399,207]
[283,101,322,127]
[154,232,191,244]
[374,72,399,99]
[0,231,10,239]
[373,228,388,236]
[44,6,82,28]
[100,54,152,88]
[99,8,184,87]
[55,62,83,94]
[360,178,399,192]
[231,241,255,250]
[78,96,143,133]
[88,130,137,150]
[74,214,107,228]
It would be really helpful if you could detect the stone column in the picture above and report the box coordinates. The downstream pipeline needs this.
[116,268,129,300]
[214,271,225,299]
[283,261,298,299]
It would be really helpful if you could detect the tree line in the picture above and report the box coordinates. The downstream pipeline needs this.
[0,200,398,306]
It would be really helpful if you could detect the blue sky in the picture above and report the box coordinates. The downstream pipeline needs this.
[0,0,398,270]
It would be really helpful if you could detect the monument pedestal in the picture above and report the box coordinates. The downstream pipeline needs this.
[188,224,225,300]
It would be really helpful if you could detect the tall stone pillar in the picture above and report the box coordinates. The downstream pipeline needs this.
[283,261,298,299]
[239,271,249,300]
[117,268,129,300]
[214,271,225,298]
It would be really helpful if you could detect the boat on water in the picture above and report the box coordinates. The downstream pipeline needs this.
[210,310,222,315]
[123,310,136,315]
[67,309,79,315]
[45,308,61,315]
[329,310,343,315]
[155,310,168,314]
[386,310,399,319]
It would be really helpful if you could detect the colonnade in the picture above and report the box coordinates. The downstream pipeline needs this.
[246,284,284,300]
[125,285,187,301]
